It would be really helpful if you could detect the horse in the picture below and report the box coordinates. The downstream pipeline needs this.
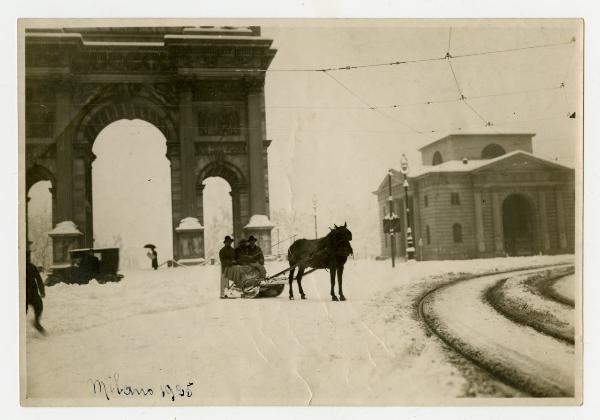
[287,222,353,301]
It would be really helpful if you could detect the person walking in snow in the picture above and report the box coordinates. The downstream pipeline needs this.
[146,247,158,270]
[25,251,45,334]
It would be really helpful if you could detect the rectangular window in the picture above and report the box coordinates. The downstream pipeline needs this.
[426,225,431,245]
[424,195,429,207]
[451,192,460,205]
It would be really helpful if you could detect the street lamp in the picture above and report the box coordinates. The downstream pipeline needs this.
[400,154,416,261]
[385,169,401,267]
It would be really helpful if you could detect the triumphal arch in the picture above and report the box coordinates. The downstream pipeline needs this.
[25,26,277,265]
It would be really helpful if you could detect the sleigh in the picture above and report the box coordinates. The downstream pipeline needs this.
[222,264,287,298]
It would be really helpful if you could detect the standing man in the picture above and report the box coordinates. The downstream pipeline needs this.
[219,236,236,298]
[26,251,46,334]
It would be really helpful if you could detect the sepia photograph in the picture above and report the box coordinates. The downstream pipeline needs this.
[19,18,583,406]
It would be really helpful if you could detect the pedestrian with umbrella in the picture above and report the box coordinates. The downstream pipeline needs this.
[144,244,158,270]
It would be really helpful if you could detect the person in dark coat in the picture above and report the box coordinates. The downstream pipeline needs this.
[25,251,45,334]
[146,247,158,270]
[219,236,236,298]
[234,239,250,265]
[246,235,265,265]
[246,235,266,278]
[219,236,236,270]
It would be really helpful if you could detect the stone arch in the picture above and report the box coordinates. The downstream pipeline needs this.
[481,143,506,159]
[25,164,57,257]
[75,96,178,150]
[197,160,247,188]
[432,151,443,166]
[26,164,55,192]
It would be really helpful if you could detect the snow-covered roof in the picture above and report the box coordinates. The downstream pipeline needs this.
[244,214,275,229]
[374,151,573,194]
[409,150,573,178]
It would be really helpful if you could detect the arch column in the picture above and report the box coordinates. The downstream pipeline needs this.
[473,190,486,254]
[230,183,248,244]
[49,85,82,268]
[244,79,274,253]
[173,83,204,264]
[555,189,568,250]
[491,190,504,255]
[537,190,550,252]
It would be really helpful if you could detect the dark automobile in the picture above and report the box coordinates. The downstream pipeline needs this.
[46,247,124,286]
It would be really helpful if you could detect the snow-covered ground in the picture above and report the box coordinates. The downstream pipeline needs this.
[487,268,575,343]
[551,274,575,304]
[421,266,575,398]
[24,255,575,405]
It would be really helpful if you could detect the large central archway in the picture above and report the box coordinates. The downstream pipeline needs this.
[502,194,535,256]
[92,119,173,268]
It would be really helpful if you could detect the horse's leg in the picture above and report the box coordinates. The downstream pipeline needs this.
[338,265,346,301]
[330,268,338,301]
[297,267,306,299]
[288,266,296,300]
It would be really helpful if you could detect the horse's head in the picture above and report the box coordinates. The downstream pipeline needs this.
[328,222,353,256]
[330,221,352,241]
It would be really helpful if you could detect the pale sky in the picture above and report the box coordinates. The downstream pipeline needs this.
[261,20,582,253]
[27,21,583,264]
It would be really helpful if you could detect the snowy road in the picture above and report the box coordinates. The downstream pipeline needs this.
[420,266,576,397]
[24,256,575,405]
[550,274,576,306]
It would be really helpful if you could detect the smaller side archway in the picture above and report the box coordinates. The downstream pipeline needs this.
[196,161,248,250]
[432,151,443,166]
[26,165,56,268]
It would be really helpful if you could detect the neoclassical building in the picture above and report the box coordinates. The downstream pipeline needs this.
[25,26,277,266]
[374,134,576,260]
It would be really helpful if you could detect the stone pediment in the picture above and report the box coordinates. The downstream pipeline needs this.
[472,152,572,174]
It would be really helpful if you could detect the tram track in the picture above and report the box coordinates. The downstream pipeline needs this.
[416,263,576,398]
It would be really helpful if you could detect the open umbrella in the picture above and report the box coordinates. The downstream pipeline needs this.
[143,244,156,249]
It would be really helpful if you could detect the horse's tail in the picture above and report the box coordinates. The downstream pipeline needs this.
[287,241,296,265]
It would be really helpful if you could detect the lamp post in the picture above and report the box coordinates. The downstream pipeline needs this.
[312,195,318,239]
[386,169,399,268]
[400,154,415,261]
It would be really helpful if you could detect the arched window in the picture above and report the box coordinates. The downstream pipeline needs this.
[452,223,463,243]
[481,143,506,159]
[426,225,431,245]
[432,151,443,165]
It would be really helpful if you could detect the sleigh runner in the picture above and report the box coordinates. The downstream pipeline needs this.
[221,264,288,298]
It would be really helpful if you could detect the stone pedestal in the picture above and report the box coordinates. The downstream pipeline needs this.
[243,214,274,255]
[48,221,82,269]
[175,217,205,265]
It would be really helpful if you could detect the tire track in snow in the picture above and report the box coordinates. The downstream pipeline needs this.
[418,265,575,398]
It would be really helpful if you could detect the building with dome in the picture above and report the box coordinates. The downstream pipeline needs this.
[374,133,575,261]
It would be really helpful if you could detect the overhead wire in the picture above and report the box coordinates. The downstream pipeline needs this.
[321,70,435,140]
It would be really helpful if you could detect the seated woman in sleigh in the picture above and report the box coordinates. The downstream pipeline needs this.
[221,236,267,298]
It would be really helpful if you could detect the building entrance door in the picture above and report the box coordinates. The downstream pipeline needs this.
[502,194,535,256]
